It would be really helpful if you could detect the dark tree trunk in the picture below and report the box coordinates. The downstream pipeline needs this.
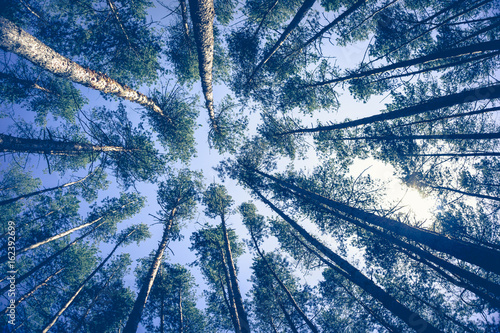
[250,232,319,333]
[278,83,500,135]
[221,214,250,333]
[123,208,177,333]
[252,188,441,333]
[308,40,500,87]
[254,170,500,275]
[42,228,137,332]
[246,0,316,84]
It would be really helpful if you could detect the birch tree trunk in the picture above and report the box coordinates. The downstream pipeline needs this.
[0,17,168,118]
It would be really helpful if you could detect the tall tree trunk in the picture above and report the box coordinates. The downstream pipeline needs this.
[278,83,500,135]
[283,0,366,62]
[0,133,135,155]
[254,169,500,275]
[123,208,177,333]
[0,217,108,295]
[1,200,134,265]
[188,0,216,130]
[277,299,299,333]
[307,40,500,87]
[220,214,251,333]
[178,285,183,333]
[252,188,441,333]
[324,207,500,300]
[426,183,500,202]
[218,268,241,333]
[246,0,316,84]
[250,232,319,333]
[328,132,500,142]
[73,269,119,333]
[42,228,137,332]
[0,17,168,118]
[0,168,97,207]
[251,0,280,39]
[1,268,64,314]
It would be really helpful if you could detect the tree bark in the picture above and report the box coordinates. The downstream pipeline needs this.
[0,168,96,207]
[253,170,500,275]
[283,0,366,62]
[218,268,241,333]
[278,83,500,135]
[0,133,135,156]
[307,40,500,87]
[0,217,108,295]
[188,0,216,130]
[246,0,316,84]
[1,268,64,314]
[326,132,500,142]
[250,232,319,333]
[220,215,250,333]
[0,17,168,118]
[42,228,137,332]
[277,300,299,333]
[123,208,177,333]
[252,188,441,333]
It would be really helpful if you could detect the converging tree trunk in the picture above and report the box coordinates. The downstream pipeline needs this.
[123,208,177,333]
[42,228,137,332]
[277,83,500,135]
[220,213,251,333]
[252,188,441,333]
[188,0,216,130]
[0,134,135,156]
[246,0,316,84]
[253,169,500,275]
[0,17,168,118]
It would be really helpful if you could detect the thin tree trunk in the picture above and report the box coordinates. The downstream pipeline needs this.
[179,0,192,45]
[0,133,135,155]
[0,217,108,295]
[1,268,64,314]
[252,188,441,333]
[74,269,119,333]
[0,71,57,95]
[324,207,500,299]
[246,0,316,84]
[178,286,183,333]
[1,200,134,265]
[254,170,500,275]
[277,300,299,333]
[188,0,216,130]
[123,208,177,333]
[0,168,96,206]
[219,240,242,333]
[307,40,500,87]
[42,228,137,332]
[278,83,500,135]
[251,0,280,39]
[427,184,500,202]
[325,132,500,142]
[406,152,500,158]
[250,232,319,333]
[219,268,241,333]
[0,17,168,118]
[220,214,251,333]
[283,0,366,62]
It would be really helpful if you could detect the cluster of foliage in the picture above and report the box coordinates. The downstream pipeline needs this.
[1,0,500,332]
